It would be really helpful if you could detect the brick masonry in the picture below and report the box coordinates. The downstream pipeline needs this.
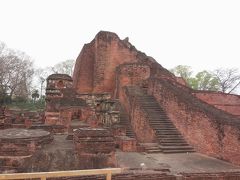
[73,127,116,169]
[193,91,240,117]
[148,78,240,165]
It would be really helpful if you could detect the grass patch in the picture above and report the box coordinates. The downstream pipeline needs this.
[7,100,45,111]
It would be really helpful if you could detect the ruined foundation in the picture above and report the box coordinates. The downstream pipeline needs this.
[73,127,116,169]
[0,128,53,172]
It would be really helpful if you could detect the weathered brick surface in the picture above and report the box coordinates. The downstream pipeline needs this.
[47,74,73,89]
[73,44,95,93]
[121,88,156,143]
[0,106,5,129]
[45,112,60,125]
[180,172,240,180]
[1,108,40,129]
[116,136,137,152]
[0,129,53,156]
[148,78,240,165]
[193,91,240,117]
[111,125,126,136]
[73,128,116,168]
[114,63,150,104]
[0,155,32,173]
[59,109,72,127]
[72,31,166,95]
[49,169,175,180]
[0,128,53,172]
[41,31,240,172]
[49,170,240,180]
[24,118,32,128]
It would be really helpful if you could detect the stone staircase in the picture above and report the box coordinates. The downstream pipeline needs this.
[119,107,135,138]
[139,143,162,153]
[127,86,194,153]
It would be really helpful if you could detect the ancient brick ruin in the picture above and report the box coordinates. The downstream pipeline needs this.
[72,31,240,163]
[0,31,240,179]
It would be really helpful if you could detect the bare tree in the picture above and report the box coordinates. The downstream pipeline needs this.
[213,68,240,93]
[34,67,53,98]
[34,60,75,97]
[51,59,75,76]
[0,43,34,102]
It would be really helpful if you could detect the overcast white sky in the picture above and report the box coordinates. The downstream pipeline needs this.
[0,0,240,73]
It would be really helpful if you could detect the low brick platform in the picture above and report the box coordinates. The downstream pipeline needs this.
[74,128,115,154]
[116,136,137,152]
[0,128,53,156]
[73,127,116,169]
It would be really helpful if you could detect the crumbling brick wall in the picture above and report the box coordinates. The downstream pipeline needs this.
[73,31,167,95]
[114,63,150,101]
[73,44,95,93]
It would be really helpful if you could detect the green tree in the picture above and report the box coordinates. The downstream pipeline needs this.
[170,65,193,81]
[171,65,240,93]
[190,71,219,91]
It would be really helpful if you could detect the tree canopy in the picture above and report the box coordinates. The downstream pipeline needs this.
[51,59,75,76]
[0,42,34,103]
[170,65,240,94]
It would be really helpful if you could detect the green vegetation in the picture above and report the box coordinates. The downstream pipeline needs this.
[170,65,240,93]
[6,98,45,111]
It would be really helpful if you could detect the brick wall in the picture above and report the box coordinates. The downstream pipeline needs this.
[122,87,156,143]
[193,91,240,117]
[73,43,95,93]
[114,63,150,101]
[92,32,139,94]
[148,78,240,165]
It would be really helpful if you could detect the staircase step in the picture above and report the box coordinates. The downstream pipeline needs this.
[157,135,184,139]
[160,142,189,146]
[148,116,170,119]
[146,149,162,153]
[156,132,181,135]
[159,145,194,151]
[155,128,178,131]
[158,140,186,144]
[120,109,135,138]
[140,143,162,153]
[141,106,161,107]
[162,149,195,153]
[150,123,174,126]
[150,123,174,125]
[149,120,172,123]
[159,144,193,148]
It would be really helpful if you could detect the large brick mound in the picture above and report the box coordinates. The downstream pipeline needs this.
[72,31,240,165]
